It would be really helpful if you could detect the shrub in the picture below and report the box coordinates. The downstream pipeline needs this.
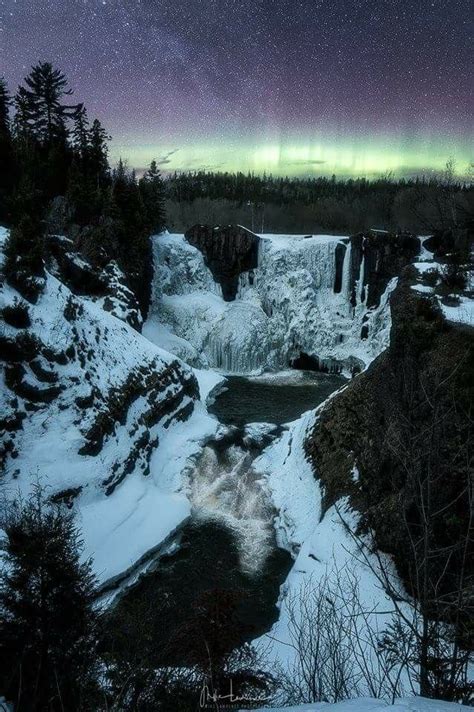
[3,216,45,303]
[1,298,31,328]
[439,262,467,292]
[422,268,440,288]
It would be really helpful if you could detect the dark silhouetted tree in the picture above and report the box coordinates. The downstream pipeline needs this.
[0,77,15,222]
[22,62,75,145]
[89,118,110,189]
[0,489,101,711]
[139,159,167,233]
[72,103,89,160]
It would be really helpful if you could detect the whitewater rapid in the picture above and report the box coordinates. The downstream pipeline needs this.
[188,437,274,575]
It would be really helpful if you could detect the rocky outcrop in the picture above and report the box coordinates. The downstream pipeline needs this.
[305,274,474,627]
[45,234,143,330]
[1,224,209,587]
[349,231,420,308]
[185,224,260,301]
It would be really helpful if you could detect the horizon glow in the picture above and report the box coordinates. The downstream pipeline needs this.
[112,133,473,178]
[1,0,472,178]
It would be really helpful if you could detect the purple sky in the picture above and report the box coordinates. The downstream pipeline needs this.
[1,0,472,176]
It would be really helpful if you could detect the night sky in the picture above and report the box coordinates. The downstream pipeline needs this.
[0,0,472,177]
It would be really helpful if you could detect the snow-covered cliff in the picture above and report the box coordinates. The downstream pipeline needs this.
[0,228,218,587]
[145,232,404,374]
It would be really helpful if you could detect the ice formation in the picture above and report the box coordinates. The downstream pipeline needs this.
[146,232,397,374]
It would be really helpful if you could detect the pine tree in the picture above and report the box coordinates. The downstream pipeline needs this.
[22,62,76,145]
[4,214,45,302]
[13,65,78,201]
[12,86,34,139]
[111,159,152,314]
[0,77,15,222]
[139,159,167,234]
[0,489,101,711]
[0,77,11,136]
[89,118,110,188]
[72,103,89,160]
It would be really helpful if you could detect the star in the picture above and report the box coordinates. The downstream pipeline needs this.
[0,0,471,177]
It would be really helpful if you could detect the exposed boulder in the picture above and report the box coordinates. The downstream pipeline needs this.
[184,224,260,301]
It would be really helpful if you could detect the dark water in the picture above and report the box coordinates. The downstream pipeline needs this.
[110,520,292,666]
[209,371,346,426]
[110,370,345,667]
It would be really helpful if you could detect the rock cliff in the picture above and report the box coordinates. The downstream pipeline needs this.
[305,270,474,628]
[184,224,260,300]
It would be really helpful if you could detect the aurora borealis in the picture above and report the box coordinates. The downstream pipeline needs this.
[1,0,472,177]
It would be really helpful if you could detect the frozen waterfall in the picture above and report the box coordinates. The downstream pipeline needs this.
[145,232,395,374]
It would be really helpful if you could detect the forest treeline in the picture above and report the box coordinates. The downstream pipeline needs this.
[164,167,474,235]
[0,64,166,313]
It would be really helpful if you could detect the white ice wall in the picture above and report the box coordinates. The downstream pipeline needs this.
[145,232,395,374]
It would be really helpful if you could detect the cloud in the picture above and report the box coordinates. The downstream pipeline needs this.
[157,148,180,165]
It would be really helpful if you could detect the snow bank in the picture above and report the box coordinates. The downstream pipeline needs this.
[440,296,474,326]
[251,397,411,692]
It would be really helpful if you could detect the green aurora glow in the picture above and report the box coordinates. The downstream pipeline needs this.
[112,132,473,179]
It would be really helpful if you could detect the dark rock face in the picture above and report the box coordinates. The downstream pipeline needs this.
[305,278,474,630]
[185,224,260,301]
[44,234,142,330]
[334,241,348,293]
[349,231,420,308]
[290,352,343,374]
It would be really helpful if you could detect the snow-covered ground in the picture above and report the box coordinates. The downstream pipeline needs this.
[145,233,396,374]
[410,240,474,327]
[249,398,413,692]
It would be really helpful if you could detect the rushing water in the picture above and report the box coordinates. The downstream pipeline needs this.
[113,369,345,663]
[189,440,275,575]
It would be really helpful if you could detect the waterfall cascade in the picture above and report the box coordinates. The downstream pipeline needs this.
[145,232,397,374]
[188,436,275,575]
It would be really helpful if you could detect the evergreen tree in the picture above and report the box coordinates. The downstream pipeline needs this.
[0,77,15,222]
[139,159,167,233]
[72,103,89,160]
[4,213,45,302]
[112,159,144,226]
[0,77,11,138]
[66,157,97,226]
[22,62,76,145]
[89,118,110,188]
[111,159,152,313]
[0,489,101,711]
[13,64,78,201]
[13,86,35,140]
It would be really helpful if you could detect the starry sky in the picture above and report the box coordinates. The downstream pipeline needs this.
[0,0,472,177]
